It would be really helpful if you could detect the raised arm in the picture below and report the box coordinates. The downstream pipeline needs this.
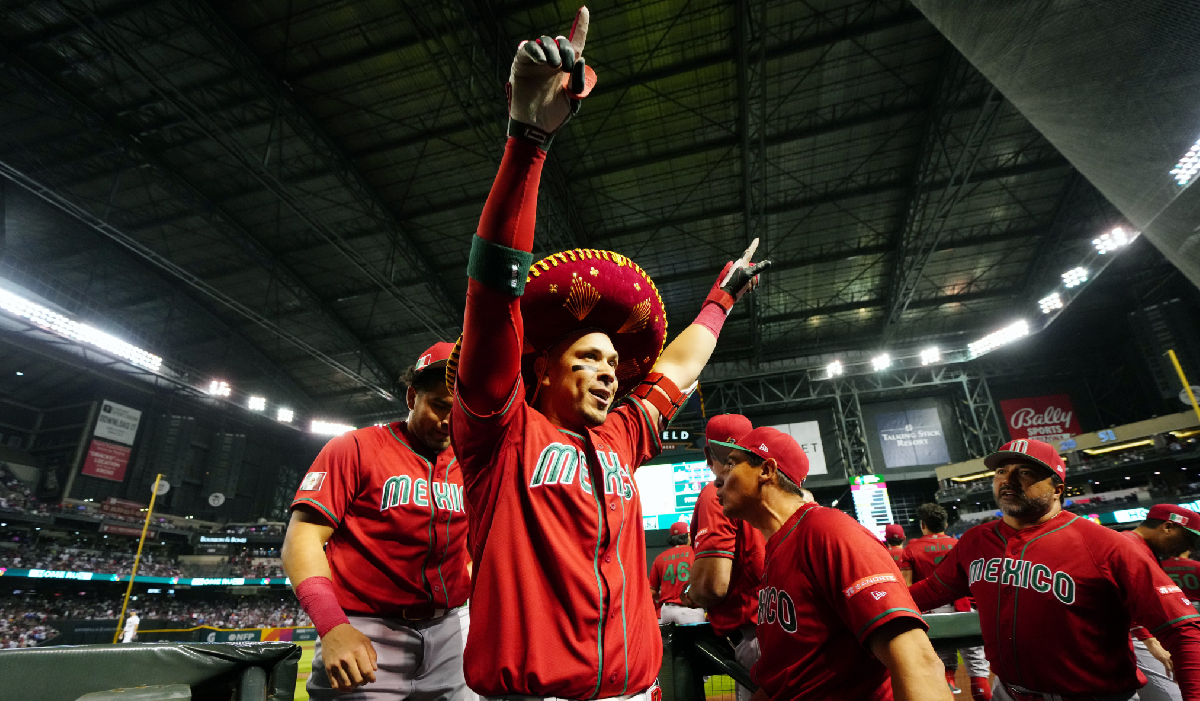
[455,8,594,419]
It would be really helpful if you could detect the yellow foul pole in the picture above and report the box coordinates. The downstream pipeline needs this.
[112,473,164,644]
[1168,350,1200,427]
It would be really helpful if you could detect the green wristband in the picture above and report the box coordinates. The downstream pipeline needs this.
[467,236,534,296]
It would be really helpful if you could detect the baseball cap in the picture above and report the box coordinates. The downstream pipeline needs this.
[414,342,456,372]
[1148,504,1200,543]
[884,524,905,541]
[669,521,689,536]
[705,414,753,465]
[729,426,810,486]
[984,439,1066,483]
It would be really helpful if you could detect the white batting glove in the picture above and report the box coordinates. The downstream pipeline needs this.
[507,6,597,148]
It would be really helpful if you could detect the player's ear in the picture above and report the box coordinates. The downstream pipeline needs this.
[760,458,777,486]
[534,353,551,387]
[406,385,418,411]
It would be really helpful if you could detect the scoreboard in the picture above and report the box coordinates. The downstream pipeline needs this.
[851,474,895,540]
[635,459,710,531]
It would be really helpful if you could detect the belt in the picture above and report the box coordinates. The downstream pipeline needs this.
[398,604,448,621]
[1002,683,1137,701]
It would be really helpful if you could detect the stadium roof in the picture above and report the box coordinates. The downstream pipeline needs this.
[0,0,1125,422]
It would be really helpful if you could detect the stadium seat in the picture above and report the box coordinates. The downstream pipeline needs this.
[0,641,299,701]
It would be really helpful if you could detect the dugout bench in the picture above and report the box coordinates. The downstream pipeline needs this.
[658,611,984,701]
[0,641,301,701]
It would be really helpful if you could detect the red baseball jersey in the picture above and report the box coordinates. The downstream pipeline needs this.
[650,544,694,609]
[911,511,1200,695]
[1164,556,1200,602]
[887,544,906,569]
[689,482,765,636]
[899,533,958,584]
[755,503,926,701]
[291,422,470,616]
[452,390,662,699]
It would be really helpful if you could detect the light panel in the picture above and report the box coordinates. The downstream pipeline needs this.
[1039,292,1063,314]
[1171,137,1200,186]
[968,320,1030,358]
[0,285,162,371]
[919,347,940,366]
[248,396,266,411]
[825,360,843,378]
[311,420,356,436]
[207,380,231,397]
[277,408,294,423]
[1062,267,1088,288]
[871,354,891,372]
[1092,227,1136,254]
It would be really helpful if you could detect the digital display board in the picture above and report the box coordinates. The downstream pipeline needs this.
[851,475,895,540]
[635,459,710,531]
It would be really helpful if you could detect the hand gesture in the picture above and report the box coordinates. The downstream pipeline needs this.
[508,6,597,135]
[320,622,379,692]
[707,238,773,312]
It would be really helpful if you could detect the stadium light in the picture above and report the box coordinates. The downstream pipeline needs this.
[1092,227,1136,254]
[871,354,891,372]
[276,408,294,423]
[207,380,231,397]
[825,360,843,378]
[1171,136,1200,186]
[311,420,356,436]
[919,347,940,366]
[0,284,162,371]
[247,396,266,411]
[1039,292,1063,314]
[968,320,1030,358]
[1061,267,1089,288]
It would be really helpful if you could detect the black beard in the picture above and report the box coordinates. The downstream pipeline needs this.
[998,489,1055,520]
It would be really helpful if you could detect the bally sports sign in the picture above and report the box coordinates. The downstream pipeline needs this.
[999,394,1081,444]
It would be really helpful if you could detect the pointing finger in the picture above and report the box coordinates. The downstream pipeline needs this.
[522,40,546,64]
[747,259,773,276]
[568,6,589,56]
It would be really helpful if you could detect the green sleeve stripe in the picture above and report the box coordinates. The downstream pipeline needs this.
[292,498,340,526]
[454,380,521,422]
[856,607,923,640]
[1150,614,1200,635]
[694,550,735,558]
[627,396,662,453]
[933,570,969,596]
[466,236,534,296]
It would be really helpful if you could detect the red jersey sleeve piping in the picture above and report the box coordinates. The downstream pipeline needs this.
[855,607,926,642]
[1152,614,1200,635]
[292,497,340,527]
[623,396,662,454]
[694,549,735,559]
[455,378,523,422]
[931,570,970,597]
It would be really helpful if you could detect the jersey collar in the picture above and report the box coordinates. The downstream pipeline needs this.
[995,509,1074,540]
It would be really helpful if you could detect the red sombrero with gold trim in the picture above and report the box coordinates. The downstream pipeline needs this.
[447,248,666,401]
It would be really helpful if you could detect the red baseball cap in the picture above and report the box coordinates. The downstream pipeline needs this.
[1148,504,1200,541]
[884,524,905,540]
[984,439,1066,482]
[705,414,753,465]
[669,521,689,536]
[730,426,810,486]
[414,342,455,372]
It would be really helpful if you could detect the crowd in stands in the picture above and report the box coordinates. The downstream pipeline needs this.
[0,463,46,516]
[217,523,285,537]
[0,591,310,643]
[0,540,183,577]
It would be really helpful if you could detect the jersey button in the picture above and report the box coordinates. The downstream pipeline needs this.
[604,555,612,563]
[609,502,616,511]
[434,585,442,592]
[609,673,618,683]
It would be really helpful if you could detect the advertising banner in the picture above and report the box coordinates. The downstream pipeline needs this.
[94,400,142,445]
[80,440,132,482]
[99,522,158,539]
[768,421,828,476]
[999,394,1081,444]
[876,407,951,468]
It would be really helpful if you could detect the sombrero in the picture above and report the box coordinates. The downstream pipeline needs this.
[447,249,666,402]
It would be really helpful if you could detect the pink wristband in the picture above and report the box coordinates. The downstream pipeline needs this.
[295,576,349,637]
[694,301,728,340]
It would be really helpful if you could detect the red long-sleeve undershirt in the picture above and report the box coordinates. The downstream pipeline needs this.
[457,138,546,417]
[1158,623,1200,699]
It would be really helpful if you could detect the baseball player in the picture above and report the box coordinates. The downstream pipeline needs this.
[715,427,952,700]
[282,342,475,700]
[900,503,991,701]
[121,610,139,643]
[681,413,764,701]
[910,439,1200,701]
[1124,505,1200,701]
[1164,552,1200,602]
[650,522,705,625]
[447,8,771,699]
[885,523,906,566]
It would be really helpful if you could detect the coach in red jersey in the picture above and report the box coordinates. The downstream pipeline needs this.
[650,522,704,625]
[715,426,950,701]
[885,524,906,567]
[901,503,991,701]
[681,413,764,701]
[447,8,770,700]
[911,439,1200,701]
[283,342,473,700]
